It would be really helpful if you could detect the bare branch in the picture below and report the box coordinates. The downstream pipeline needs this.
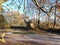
[32,0,55,13]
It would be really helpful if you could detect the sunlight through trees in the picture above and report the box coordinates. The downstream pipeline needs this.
[0,0,60,30]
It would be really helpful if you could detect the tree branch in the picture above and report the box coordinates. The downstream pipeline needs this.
[32,0,55,14]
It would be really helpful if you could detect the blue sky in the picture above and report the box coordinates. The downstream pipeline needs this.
[1,0,58,22]
[1,0,56,13]
[2,0,28,13]
[49,0,56,3]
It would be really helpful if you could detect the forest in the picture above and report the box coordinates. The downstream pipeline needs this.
[0,0,60,30]
[0,0,60,45]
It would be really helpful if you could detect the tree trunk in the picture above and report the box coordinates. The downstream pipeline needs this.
[47,16,50,29]
[38,9,40,28]
[46,13,50,29]
[53,10,56,29]
[53,6,57,29]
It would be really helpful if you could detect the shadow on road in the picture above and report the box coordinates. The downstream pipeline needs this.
[44,28,60,35]
[10,26,33,31]
[10,26,60,35]
[0,26,60,35]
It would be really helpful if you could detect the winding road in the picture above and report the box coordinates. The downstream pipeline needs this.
[0,28,60,45]
[4,34,60,45]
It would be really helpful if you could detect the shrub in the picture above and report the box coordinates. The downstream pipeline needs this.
[0,14,8,28]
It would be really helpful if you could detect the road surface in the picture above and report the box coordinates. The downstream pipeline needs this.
[0,28,60,45]
[2,33,59,45]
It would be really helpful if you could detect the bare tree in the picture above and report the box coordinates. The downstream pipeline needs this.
[32,0,60,29]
